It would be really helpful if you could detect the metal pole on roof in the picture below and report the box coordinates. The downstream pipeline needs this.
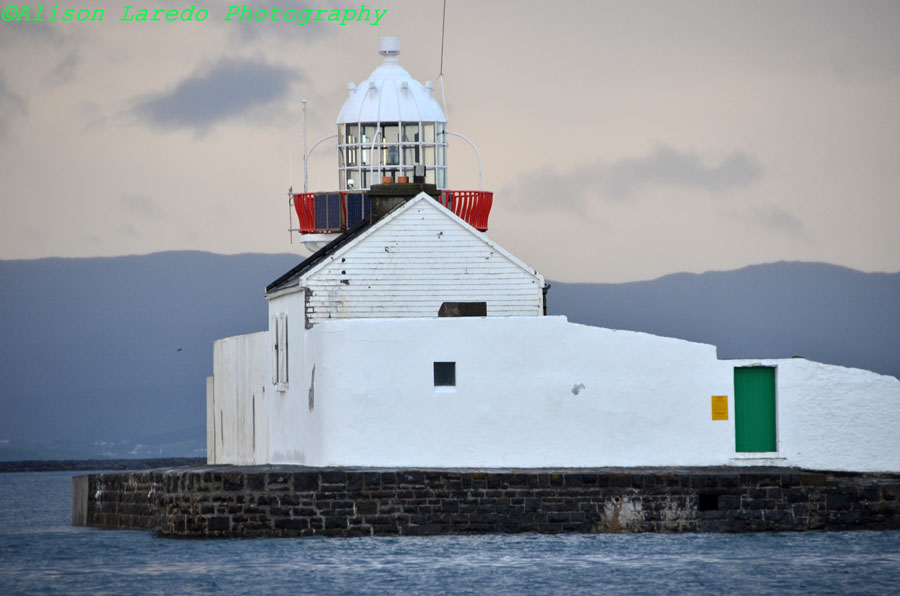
[440,0,446,76]
[302,99,308,192]
[287,188,294,244]
[434,0,449,119]
[288,147,294,244]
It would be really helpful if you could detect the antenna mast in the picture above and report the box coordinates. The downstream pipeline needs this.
[440,0,446,76]
[302,99,309,192]
[437,0,448,117]
[288,147,294,244]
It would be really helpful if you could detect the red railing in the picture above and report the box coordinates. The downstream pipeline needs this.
[292,190,493,234]
[293,191,363,234]
[294,193,317,233]
[439,190,493,232]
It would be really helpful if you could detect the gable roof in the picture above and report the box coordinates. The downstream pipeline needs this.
[266,192,543,296]
[266,220,372,294]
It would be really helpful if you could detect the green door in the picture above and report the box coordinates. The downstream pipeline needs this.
[734,367,776,452]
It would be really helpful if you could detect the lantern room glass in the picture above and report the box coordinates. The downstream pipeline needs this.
[337,121,447,191]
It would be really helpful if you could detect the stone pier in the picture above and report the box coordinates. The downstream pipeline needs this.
[73,467,900,537]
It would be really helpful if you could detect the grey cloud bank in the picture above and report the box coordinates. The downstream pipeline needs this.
[607,145,762,198]
[509,145,762,207]
[132,59,297,131]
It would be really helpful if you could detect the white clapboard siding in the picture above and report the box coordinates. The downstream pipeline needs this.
[301,196,544,325]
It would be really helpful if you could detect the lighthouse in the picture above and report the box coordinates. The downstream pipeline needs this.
[204,37,900,475]
[292,37,491,251]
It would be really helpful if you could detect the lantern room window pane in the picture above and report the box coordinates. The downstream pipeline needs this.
[423,123,435,143]
[384,145,400,166]
[424,145,436,165]
[362,124,377,144]
[383,124,399,143]
[403,146,419,165]
[436,122,446,141]
[425,168,435,184]
[437,168,446,188]
[346,148,358,166]
[436,145,446,166]
[347,124,358,144]
[402,123,419,143]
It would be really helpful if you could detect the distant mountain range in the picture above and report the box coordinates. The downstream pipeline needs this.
[1,253,897,460]
[0,252,299,460]
[549,262,900,380]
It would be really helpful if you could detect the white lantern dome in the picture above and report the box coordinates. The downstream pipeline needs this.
[335,37,448,190]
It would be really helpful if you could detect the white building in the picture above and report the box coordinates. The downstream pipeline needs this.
[206,38,900,473]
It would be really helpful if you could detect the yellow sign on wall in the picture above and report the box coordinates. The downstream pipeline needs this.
[711,395,728,420]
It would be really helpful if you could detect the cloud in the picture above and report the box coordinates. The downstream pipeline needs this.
[132,58,298,132]
[78,102,107,132]
[119,194,168,220]
[0,21,64,49]
[0,75,27,137]
[607,145,762,198]
[508,145,763,208]
[44,51,80,86]
[116,223,141,239]
[747,204,803,235]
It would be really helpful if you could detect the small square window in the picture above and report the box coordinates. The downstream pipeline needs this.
[434,362,456,387]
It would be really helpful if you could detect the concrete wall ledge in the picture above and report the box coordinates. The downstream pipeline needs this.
[73,466,900,537]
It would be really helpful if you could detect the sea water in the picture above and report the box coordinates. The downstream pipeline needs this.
[1,471,899,595]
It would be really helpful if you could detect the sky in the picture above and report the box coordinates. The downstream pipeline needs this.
[1,0,898,283]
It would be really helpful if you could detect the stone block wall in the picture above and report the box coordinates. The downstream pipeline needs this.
[78,472,165,531]
[75,467,900,537]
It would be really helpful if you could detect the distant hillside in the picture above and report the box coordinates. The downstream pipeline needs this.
[0,251,299,458]
[548,262,900,380]
[0,254,896,459]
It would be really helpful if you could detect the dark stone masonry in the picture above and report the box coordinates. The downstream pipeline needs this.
[73,467,900,537]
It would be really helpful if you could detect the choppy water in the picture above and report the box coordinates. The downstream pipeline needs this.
[1,471,899,595]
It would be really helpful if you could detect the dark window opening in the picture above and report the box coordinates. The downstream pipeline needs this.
[434,362,456,387]
[438,302,487,317]
[698,493,719,511]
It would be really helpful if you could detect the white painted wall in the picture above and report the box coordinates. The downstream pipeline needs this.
[305,316,736,468]
[727,358,900,472]
[265,290,325,464]
[299,198,544,324]
[210,332,269,465]
[210,315,900,472]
